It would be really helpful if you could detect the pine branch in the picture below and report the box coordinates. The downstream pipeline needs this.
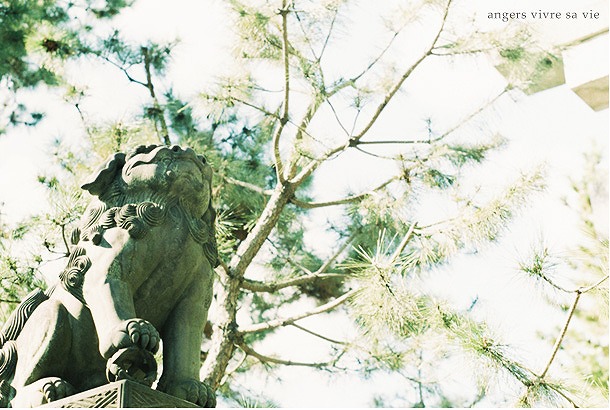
[237,339,343,368]
[241,229,355,293]
[349,0,453,144]
[290,175,400,209]
[353,74,507,150]
[291,0,454,186]
[241,272,346,293]
[238,288,358,334]
[389,222,418,264]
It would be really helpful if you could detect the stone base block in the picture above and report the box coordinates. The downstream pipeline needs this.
[39,380,199,408]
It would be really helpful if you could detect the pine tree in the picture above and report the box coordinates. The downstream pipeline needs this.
[0,0,606,407]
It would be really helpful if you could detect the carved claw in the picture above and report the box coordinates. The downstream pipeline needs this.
[106,347,158,387]
[161,379,216,408]
[104,319,160,358]
[41,377,75,403]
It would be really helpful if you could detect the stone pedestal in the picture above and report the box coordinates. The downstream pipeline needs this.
[39,380,199,408]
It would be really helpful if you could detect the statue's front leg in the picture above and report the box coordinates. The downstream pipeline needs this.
[80,238,160,384]
[157,275,215,407]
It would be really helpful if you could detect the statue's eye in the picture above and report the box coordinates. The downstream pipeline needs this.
[198,155,207,164]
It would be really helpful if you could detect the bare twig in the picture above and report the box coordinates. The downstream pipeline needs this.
[579,275,609,294]
[238,288,358,334]
[271,1,292,183]
[350,0,453,144]
[221,175,273,196]
[539,291,581,380]
[237,340,343,368]
[291,175,400,209]
[142,47,170,145]
[315,233,356,275]
[291,0,454,186]
[318,7,338,62]
[290,323,349,345]
[97,55,147,87]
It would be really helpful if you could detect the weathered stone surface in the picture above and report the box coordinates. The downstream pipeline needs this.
[0,145,217,407]
[39,380,199,408]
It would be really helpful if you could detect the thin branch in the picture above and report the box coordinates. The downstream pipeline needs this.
[294,9,320,62]
[237,340,343,368]
[315,232,356,275]
[291,0,454,186]
[290,175,400,209]
[238,288,358,334]
[290,323,349,345]
[97,55,147,87]
[318,6,338,62]
[354,145,398,160]
[142,47,170,145]
[389,222,418,264]
[579,275,609,294]
[242,233,353,292]
[221,175,273,196]
[539,291,581,379]
[219,347,248,386]
[326,98,351,136]
[328,20,407,95]
[548,385,580,408]
[271,1,292,183]
[227,95,319,150]
[352,87,507,159]
[74,103,93,139]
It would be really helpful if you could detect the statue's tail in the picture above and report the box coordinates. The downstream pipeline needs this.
[0,287,52,406]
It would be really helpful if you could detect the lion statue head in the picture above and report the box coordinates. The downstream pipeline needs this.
[75,144,218,269]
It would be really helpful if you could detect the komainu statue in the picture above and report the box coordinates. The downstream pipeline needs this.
[0,145,218,407]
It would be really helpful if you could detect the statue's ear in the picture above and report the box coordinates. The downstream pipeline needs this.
[81,153,126,196]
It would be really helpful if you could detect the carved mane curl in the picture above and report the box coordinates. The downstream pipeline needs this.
[75,144,218,268]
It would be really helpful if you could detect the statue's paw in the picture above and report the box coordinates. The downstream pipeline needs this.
[41,377,76,403]
[161,379,216,408]
[104,319,160,357]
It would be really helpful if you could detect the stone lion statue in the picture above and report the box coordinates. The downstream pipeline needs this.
[0,144,218,407]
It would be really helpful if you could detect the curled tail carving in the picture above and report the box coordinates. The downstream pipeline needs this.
[0,288,51,406]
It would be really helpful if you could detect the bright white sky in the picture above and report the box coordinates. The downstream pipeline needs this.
[0,0,607,407]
